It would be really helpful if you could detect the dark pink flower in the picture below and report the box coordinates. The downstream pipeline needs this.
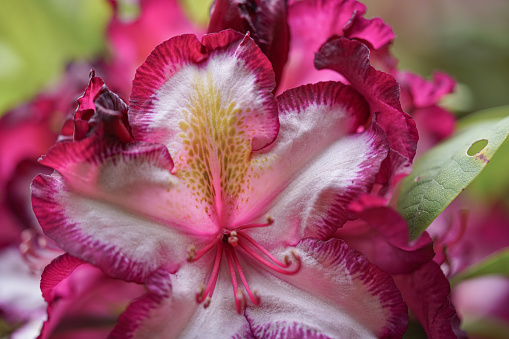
[397,71,456,155]
[60,70,133,143]
[32,30,409,337]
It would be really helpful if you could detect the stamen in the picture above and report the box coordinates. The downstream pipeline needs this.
[235,216,274,231]
[188,234,222,262]
[225,246,244,314]
[237,238,301,275]
[238,233,288,269]
[231,247,260,305]
[196,242,223,305]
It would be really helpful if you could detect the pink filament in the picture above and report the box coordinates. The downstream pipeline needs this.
[189,235,222,262]
[197,242,223,304]
[238,233,288,268]
[225,246,244,314]
[230,248,260,306]
[237,237,301,275]
[235,217,273,231]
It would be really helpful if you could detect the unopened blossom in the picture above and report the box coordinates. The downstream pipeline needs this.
[33,30,409,337]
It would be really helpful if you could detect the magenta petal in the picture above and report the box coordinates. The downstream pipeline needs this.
[110,268,172,338]
[39,253,85,339]
[280,0,367,91]
[338,195,434,274]
[315,37,418,186]
[393,261,466,339]
[208,0,290,88]
[39,253,146,339]
[398,71,456,109]
[345,16,395,50]
[61,71,132,143]
[40,254,85,302]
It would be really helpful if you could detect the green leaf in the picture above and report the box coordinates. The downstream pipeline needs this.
[450,249,509,287]
[460,316,509,339]
[459,106,509,202]
[397,111,509,239]
[180,0,214,26]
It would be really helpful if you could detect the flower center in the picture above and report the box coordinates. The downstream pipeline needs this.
[187,217,301,314]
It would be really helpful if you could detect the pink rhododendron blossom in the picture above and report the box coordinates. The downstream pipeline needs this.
[32,30,410,337]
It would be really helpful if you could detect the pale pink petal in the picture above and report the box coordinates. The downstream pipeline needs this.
[452,276,509,327]
[228,82,388,242]
[129,30,278,151]
[0,247,47,336]
[244,238,407,338]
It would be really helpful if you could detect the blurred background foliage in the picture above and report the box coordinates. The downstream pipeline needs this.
[0,0,111,114]
[1,0,508,114]
[357,0,509,209]
[0,0,508,204]
[363,0,509,114]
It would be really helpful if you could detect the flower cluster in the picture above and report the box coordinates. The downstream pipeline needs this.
[3,0,505,338]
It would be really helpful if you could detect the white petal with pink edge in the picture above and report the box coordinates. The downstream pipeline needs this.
[226,82,388,242]
[32,137,221,283]
[124,261,251,338]
[244,238,407,338]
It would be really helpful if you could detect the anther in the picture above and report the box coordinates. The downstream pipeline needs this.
[203,297,211,308]
[235,289,246,314]
[236,215,275,231]
[187,235,222,262]
[187,245,196,262]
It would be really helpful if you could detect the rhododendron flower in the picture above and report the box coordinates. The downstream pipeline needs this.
[32,30,410,337]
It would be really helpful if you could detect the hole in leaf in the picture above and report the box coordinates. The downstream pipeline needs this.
[467,139,488,156]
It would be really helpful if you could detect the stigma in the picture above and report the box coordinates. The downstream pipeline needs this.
[187,217,301,314]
